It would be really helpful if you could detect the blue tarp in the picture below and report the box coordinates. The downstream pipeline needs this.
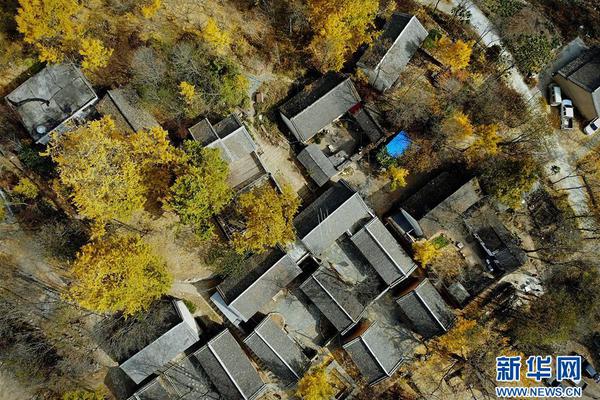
[386,131,411,157]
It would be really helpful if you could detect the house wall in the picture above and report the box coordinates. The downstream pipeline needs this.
[554,74,597,120]
[279,111,303,142]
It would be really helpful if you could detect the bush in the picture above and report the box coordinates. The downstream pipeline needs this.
[182,299,197,314]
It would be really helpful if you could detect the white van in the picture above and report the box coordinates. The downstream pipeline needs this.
[549,84,562,106]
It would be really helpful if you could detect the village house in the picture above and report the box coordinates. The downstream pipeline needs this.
[357,13,428,92]
[195,329,266,400]
[189,114,272,192]
[210,249,302,327]
[554,46,600,122]
[279,73,361,144]
[395,278,455,339]
[118,300,200,385]
[5,63,98,144]
[96,87,160,133]
[342,320,413,386]
[243,315,311,385]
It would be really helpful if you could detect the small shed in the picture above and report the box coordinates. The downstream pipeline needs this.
[297,144,338,187]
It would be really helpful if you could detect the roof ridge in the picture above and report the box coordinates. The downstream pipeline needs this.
[413,281,448,332]
[255,323,300,378]
[363,219,407,277]
[290,77,356,120]
[311,272,357,324]
[207,331,249,400]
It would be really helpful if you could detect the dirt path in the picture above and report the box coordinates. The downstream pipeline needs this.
[0,369,35,400]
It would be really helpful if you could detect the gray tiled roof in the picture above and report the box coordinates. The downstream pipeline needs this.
[195,329,265,400]
[396,279,454,339]
[351,107,384,143]
[343,322,412,385]
[297,144,338,187]
[101,88,159,133]
[244,315,310,384]
[299,267,365,333]
[279,73,361,142]
[558,47,600,92]
[557,47,600,120]
[120,301,200,384]
[129,354,222,400]
[358,14,428,91]
[216,250,302,322]
[351,218,417,286]
[189,115,257,163]
[6,63,98,143]
[294,181,374,256]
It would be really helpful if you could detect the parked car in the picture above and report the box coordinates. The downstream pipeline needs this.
[549,84,562,106]
[584,118,600,135]
[561,99,574,130]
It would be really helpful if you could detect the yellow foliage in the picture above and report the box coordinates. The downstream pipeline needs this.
[307,0,379,71]
[465,123,501,164]
[232,184,300,254]
[68,233,172,315]
[412,239,439,266]
[79,37,113,73]
[179,81,196,105]
[388,166,409,190]
[202,18,231,54]
[43,116,182,237]
[16,0,83,63]
[12,177,39,199]
[433,36,474,71]
[297,362,335,400]
[140,0,162,18]
[442,110,474,140]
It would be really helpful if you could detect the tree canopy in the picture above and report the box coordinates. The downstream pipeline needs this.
[169,142,232,239]
[433,36,474,71]
[307,0,379,71]
[44,116,182,236]
[481,156,539,208]
[297,362,335,400]
[388,166,409,190]
[232,184,300,254]
[67,233,172,316]
[16,0,113,69]
[412,239,439,267]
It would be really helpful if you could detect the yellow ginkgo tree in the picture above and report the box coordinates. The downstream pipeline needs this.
[16,0,113,71]
[307,0,379,71]
[44,116,182,237]
[232,184,300,254]
[67,233,172,316]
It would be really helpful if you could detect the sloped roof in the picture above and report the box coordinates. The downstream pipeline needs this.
[128,354,222,400]
[279,73,361,142]
[216,250,302,322]
[557,46,600,119]
[244,315,310,384]
[120,301,200,384]
[294,181,373,256]
[343,321,412,385]
[299,267,365,333]
[297,144,338,187]
[6,63,97,143]
[358,14,428,91]
[558,47,600,92]
[351,218,417,286]
[98,88,159,133]
[396,279,454,339]
[351,107,384,143]
[189,115,257,163]
[195,329,265,400]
